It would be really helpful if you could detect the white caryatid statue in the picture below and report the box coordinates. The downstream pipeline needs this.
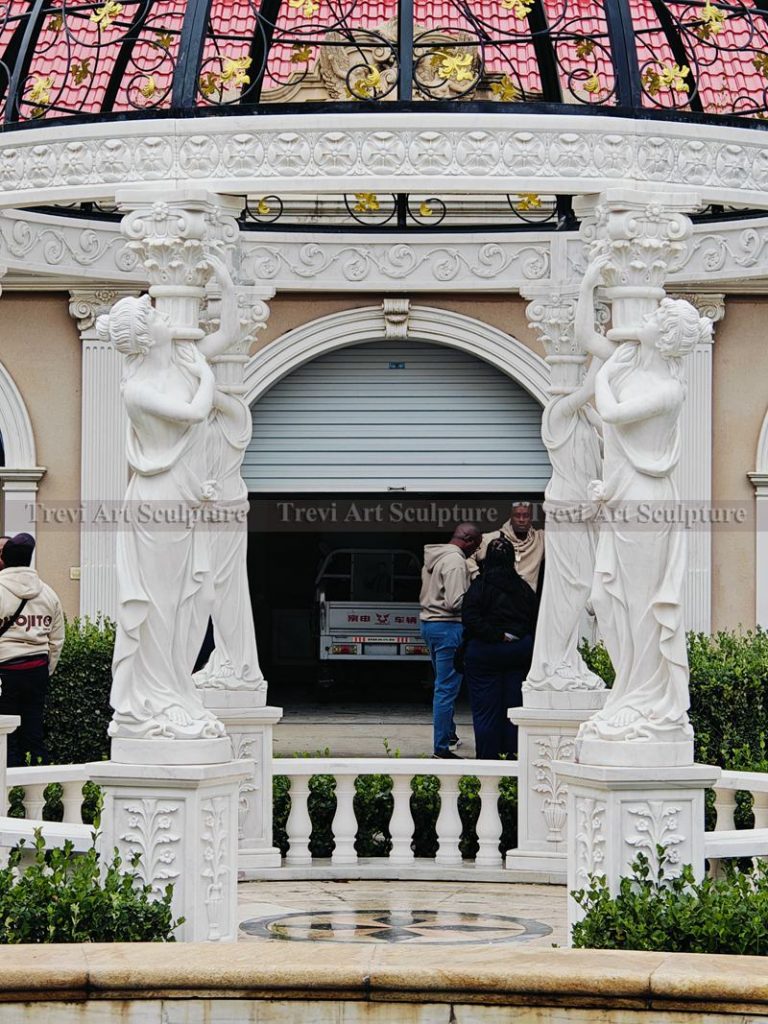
[97,257,248,745]
[193,268,265,694]
[523,352,605,698]
[575,255,713,762]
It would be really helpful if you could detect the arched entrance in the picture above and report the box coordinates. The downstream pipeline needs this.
[242,307,550,698]
[0,359,44,539]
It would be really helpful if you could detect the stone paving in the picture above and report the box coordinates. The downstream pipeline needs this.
[237,879,567,948]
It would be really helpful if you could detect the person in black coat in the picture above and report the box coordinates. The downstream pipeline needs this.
[461,536,538,759]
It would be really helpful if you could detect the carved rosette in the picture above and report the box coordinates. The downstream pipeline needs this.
[118,798,182,898]
[533,735,576,842]
[201,795,231,941]
[574,795,606,889]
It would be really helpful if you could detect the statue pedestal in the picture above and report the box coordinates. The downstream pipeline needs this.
[89,758,252,942]
[506,697,606,882]
[201,692,283,872]
[553,760,719,942]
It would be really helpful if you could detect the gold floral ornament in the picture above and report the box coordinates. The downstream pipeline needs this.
[90,2,124,30]
[583,73,600,95]
[575,37,595,59]
[154,32,173,50]
[431,50,474,83]
[287,0,319,17]
[695,0,726,40]
[70,58,92,85]
[418,201,434,217]
[291,44,313,63]
[256,198,271,215]
[220,56,252,88]
[139,75,157,99]
[642,63,690,97]
[500,0,533,18]
[199,71,219,97]
[754,53,768,78]
[28,75,54,118]
[353,193,380,214]
[352,65,381,98]
[47,13,64,34]
[490,74,519,101]
[516,193,542,211]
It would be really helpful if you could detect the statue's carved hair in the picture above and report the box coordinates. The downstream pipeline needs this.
[95,294,154,355]
[653,297,713,360]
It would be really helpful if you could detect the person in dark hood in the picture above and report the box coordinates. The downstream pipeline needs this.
[0,533,64,766]
[461,536,538,759]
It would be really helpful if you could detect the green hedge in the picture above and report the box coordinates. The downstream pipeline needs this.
[45,617,114,764]
[572,850,768,956]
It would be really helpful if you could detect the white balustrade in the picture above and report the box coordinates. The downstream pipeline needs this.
[7,765,91,824]
[706,770,768,868]
[274,758,518,878]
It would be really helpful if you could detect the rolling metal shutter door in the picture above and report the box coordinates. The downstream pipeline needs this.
[244,341,550,493]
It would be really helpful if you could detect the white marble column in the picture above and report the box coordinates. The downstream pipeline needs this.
[749,472,768,627]
[672,293,723,634]
[70,290,135,621]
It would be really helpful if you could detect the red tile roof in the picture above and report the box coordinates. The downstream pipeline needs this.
[4,0,766,121]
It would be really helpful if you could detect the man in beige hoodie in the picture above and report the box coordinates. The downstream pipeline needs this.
[420,523,481,759]
[0,533,65,766]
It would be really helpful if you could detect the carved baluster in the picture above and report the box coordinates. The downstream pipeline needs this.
[435,776,463,867]
[713,787,736,831]
[61,782,84,824]
[285,776,312,866]
[475,777,502,868]
[389,775,415,865]
[331,775,358,866]
[23,783,46,820]
[751,790,768,830]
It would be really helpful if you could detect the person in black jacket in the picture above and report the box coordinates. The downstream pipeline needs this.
[461,537,538,759]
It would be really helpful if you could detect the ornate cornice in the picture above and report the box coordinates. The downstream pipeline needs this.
[0,115,767,210]
[68,287,139,334]
[672,293,725,325]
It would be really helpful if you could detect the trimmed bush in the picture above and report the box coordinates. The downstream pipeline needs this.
[0,829,182,943]
[572,850,768,956]
[45,617,114,764]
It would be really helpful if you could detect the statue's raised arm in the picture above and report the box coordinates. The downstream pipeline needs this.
[574,251,616,363]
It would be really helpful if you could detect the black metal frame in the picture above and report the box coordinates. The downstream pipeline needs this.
[0,0,765,129]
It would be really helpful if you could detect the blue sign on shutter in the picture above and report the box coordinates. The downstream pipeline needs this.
[388,361,406,369]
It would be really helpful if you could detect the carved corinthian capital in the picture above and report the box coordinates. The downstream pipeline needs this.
[575,189,701,341]
[522,284,607,395]
[69,288,138,336]
[116,190,243,336]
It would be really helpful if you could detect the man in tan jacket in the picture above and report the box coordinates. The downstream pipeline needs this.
[420,523,481,759]
[469,502,545,592]
[0,533,65,766]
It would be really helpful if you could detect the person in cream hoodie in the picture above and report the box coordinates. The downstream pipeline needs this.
[0,533,64,766]
[420,523,481,759]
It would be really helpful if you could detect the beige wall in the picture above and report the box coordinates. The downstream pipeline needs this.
[711,296,767,632]
[1,293,81,616]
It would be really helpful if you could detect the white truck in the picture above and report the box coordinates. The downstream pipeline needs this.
[315,549,430,679]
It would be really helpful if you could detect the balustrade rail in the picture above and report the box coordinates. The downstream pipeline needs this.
[274,756,519,877]
[707,770,768,866]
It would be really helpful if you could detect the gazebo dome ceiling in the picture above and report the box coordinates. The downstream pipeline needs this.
[0,0,766,128]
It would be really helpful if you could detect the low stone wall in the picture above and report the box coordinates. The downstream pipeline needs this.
[2,945,768,1023]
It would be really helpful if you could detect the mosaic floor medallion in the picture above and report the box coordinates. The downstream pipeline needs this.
[240,908,552,945]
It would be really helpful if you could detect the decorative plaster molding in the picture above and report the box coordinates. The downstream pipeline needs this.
[2,211,768,293]
[243,304,550,408]
[382,297,410,339]
[1,115,768,208]
[69,287,140,333]
[673,293,725,325]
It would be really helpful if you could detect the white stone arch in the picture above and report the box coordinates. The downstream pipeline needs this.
[750,409,768,626]
[0,359,36,468]
[0,358,43,538]
[243,305,549,407]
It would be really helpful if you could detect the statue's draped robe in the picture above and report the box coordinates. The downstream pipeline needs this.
[110,368,222,739]
[525,396,604,690]
[584,344,691,742]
